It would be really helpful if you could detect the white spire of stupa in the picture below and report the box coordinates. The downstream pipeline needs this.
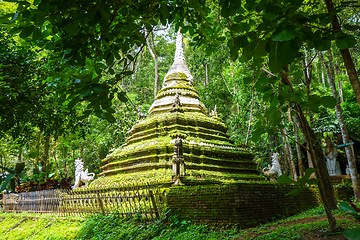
[162,28,194,86]
[174,29,186,62]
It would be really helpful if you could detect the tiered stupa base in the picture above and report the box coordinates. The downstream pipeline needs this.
[93,30,263,187]
[94,112,263,186]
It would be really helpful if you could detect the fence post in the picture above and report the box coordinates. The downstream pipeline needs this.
[97,193,105,214]
[149,190,159,220]
[3,193,7,212]
[40,195,44,213]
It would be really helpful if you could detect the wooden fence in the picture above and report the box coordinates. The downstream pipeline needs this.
[1,181,166,220]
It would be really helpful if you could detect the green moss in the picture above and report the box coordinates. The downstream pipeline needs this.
[2,217,50,239]
[93,168,173,187]
[166,72,188,80]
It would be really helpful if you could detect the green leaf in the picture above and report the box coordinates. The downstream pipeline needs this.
[231,24,242,33]
[122,70,133,76]
[80,88,91,97]
[221,0,230,18]
[0,165,13,173]
[230,45,239,61]
[343,227,360,240]
[126,54,134,61]
[160,3,169,18]
[68,96,80,109]
[253,40,267,58]
[285,188,303,196]
[277,175,296,184]
[343,24,360,31]
[91,84,108,93]
[100,7,111,21]
[22,10,31,18]
[104,112,116,123]
[15,162,25,173]
[271,25,296,41]
[307,95,322,112]
[251,127,266,142]
[105,107,116,114]
[243,77,253,84]
[32,27,42,41]
[117,91,128,103]
[10,178,15,191]
[235,35,249,49]
[321,95,337,108]
[304,168,317,177]
[106,52,114,66]
[313,31,331,51]
[307,178,319,185]
[20,25,35,38]
[64,23,79,36]
[0,13,13,23]
[339,200,357,213]
[82,110,92,118]
[268,41,281,73]
[336,35,357,49]
[0,174,16,192]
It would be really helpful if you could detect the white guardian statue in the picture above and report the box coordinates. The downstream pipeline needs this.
[263,152,282,181]
[72,158,95,189]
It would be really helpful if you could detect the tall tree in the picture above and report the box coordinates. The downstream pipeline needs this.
[324,0,360,111]
[145,29,159,98]
[326,48,360,202]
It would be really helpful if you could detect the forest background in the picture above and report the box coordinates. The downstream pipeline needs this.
[0,0,360,195]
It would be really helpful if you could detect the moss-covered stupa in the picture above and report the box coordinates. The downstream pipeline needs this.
[96,31,263,185]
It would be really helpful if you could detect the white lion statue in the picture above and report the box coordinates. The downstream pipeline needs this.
[263,152,282,181]
[72,158,95,189]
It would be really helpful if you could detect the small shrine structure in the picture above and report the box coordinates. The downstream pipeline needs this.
[96,31,263,185]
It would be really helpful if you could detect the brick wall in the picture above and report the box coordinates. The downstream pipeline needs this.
[167,182,321,228]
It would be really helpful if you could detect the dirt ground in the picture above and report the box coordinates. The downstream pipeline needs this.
[239,215,355,239]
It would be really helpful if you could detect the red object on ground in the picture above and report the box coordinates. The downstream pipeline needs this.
[350,202,360,212]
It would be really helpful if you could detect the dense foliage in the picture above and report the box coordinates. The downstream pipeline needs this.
[0,0,359,199]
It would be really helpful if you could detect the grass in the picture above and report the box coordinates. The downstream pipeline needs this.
[0,204,359,240]
[0,212,85,240]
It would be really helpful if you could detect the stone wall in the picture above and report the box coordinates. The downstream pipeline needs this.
[335,186,355,201]
[167,182,321,228]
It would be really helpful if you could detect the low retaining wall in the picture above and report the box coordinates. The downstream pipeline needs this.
[167,182,321,228]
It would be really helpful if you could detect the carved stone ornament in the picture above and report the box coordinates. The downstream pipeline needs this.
[263,152,282,181]
[170,92,184,113]
[324,136,341,176]
[173,92,181,108]
[137,106,147,121]
[172,137,185,185]
[210,105,218,118]
[72,158,95,189]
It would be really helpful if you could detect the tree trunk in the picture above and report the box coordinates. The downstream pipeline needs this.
[335,64,344,103]
[325,0,360,111]
[280,122,297,180]
[42,135,50,170]
[280,67,337,230]
[303,47,312,94]
[204,61,209,85]
[145,30,159,98]
[280,132,290,176]
[294,122,305,178]
[18,147,22,162]
[234,85,239,114]
[318,51,331,85]
[268,134,279,158]
[327,49,360,202]
[303,49,314,125]
[245,79,255,147]
[219,69,231,94]
[320,63,326,87]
